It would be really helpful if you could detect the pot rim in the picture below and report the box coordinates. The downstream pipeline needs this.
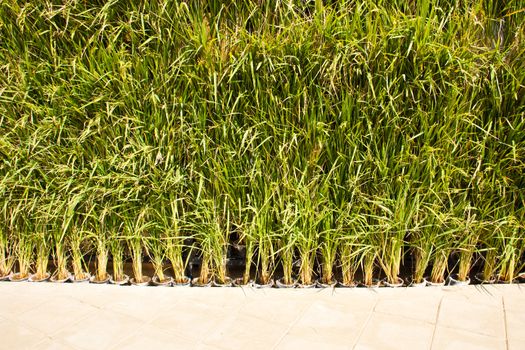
[191,277,212,287]
[409,278,427,287]
[152,275,174,286]
[172,276,191,286]
[9,272,30,282]
[89,274,111,284]
[424,276,445,286]
[316,278,338,288]
[109,274,130,285]
[28,272,51,282]
[337,281,357,288]
[130,276,152,286]
[232,277,255,287]
[382,277,405,288]
[359,278,381,288]
[212,276,233,287]
[50,273,72,283]
[275,277,297,288]
[253,279,275,288]
[71,272,91,283]
[474,272,496,284]
[447,273,471,286]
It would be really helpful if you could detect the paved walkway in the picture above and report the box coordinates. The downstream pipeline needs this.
[0,282,523,349]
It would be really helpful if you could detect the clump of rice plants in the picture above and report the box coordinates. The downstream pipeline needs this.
[0,1,523,287]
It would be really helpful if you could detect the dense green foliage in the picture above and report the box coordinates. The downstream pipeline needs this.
[0,0,524,285]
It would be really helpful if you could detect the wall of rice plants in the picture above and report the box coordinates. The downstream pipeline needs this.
[0,1,524,286]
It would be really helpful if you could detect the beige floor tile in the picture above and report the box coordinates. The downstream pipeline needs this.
[290,299,370,342]
[438,296,505,338]
[15,297,98,336]
[239,297,310,326]
[149,300,238,340]
[276,333,351,350]
[505,310,525,341]
[0,319,47,349]
[431,326,505,350]
[110,324,197,349]
[204,314,288,349]
[52,309,144,350]
[356,313,434,349]
[504,290,525,314]
[374,294,441,323]
[32,338,80,350]
[507,337,525,350]
[103,292,182,322]
[0,288,48,319]
[322,290,379,312]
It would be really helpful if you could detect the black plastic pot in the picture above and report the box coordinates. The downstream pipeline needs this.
[28,272,51,282]
[275,278,297,288]
[130,276,151,286]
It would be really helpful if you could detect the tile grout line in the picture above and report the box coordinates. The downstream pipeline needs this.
[351,297,379,350]
[502,296,509,350]
[429,295,443,350]
[271,297,313,350]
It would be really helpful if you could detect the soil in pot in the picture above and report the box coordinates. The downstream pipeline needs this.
[447,273,471,286]
[275,278,297,288]
[28,272,51,282]
[152,276,173,287]
[109,274,130,286]
[130,276,152,286]
[9,272,29,282]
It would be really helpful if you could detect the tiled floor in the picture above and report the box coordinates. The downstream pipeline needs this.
[0,282,523,349]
